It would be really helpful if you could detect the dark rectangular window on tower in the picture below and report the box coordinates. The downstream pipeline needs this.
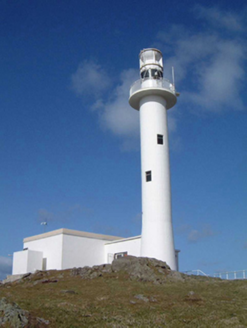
[157,134,163,144]
[146,171,152,182]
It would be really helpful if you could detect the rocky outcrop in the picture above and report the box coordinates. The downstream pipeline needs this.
[71,256,184,284]
[0,297,28,327]
[112,256,184,283]
[71,263,112,279]
[0,297,49,327]
[3,256,184,287]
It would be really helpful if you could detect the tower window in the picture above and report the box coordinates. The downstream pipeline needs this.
[157,134,163,144]
[146,171,152,182]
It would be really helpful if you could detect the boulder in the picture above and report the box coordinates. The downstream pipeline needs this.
[112,256,176,283]
[0,297,50,327]
[0,297,28,327]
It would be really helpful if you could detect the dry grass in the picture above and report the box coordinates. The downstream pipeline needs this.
[1,269,247,327]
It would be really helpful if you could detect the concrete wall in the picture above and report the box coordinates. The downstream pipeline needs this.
[12,250,43,274]
[24,234,63,270]
[104,237,141,263]
[26,250,43,273]
[12,250,28,274]
[62,235,106,269]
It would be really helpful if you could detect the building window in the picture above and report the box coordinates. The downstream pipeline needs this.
[114,252,127,259]
[146,171,152,182]
[157,134,163,144]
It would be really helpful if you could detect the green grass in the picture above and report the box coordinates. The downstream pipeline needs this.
[1,270,247,327]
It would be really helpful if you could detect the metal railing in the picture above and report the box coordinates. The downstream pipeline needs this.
[183,269,247,280]
[129,77,176,97]
[184,270,208,277]
[214,270,247,280]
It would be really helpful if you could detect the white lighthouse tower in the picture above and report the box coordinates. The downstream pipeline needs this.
[129,48,178,270]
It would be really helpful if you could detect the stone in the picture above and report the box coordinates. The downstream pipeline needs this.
[0,297,49,327]
[134,294,149,302]
[61,290,76,294]
[112,256,173,283]
[0,297,29,327]
[70,256,183,284]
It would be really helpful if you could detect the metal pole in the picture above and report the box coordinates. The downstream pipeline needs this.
[172,66,175,90]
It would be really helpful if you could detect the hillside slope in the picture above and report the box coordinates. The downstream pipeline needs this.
[0,256,247,327]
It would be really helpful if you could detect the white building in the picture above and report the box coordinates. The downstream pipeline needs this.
[12,48,180,276]
[12,228,180,275]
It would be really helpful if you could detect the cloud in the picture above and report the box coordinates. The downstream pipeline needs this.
[188,225,215,243]
[71,60,111,97]
[157,7,246,113]
[37,204,94,224]
[99,69,139,138]
[176,223,191,234]
[98,68,179,150]
[71,6,246,147]
[71,63,179,150]
[0,256,12,280]
[194,5,244,31]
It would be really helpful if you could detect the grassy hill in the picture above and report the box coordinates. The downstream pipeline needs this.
[0,257,247,327]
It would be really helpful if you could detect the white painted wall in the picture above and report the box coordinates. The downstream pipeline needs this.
[104,237,141,263]
[12,250,43,274]
[139,94,176,270]
[26,250,43,273]
[62,235,106,269]
[12,250,28,274]
[24,234,63,270]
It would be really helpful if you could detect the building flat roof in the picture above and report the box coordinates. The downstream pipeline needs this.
[105,235,141,245]
[24,228,123,243]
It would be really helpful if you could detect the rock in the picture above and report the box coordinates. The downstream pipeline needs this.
[98,264,112,273]
[60,290,76,294]
[112,256,174,283]
[70,256,183,284]
[134,294,149,302]
[167,270,184,281]
[71,266,91,277]
[71,264,111,279]
[41,279,58,284]
[37,317,50,325]
[0,297,50,327]
[90,271,102,279]
[0,297,28,327]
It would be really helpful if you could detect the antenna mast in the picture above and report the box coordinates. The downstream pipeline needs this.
[172,66,175,91]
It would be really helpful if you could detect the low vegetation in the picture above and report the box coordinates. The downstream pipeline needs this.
[0,257,247,327]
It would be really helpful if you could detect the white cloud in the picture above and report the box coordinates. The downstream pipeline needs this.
[188,225,215,243]
[71,60,111,96]
[71,6,246,147]
[183,40,245,111]
[0,256,12,280]
[99,69,139,138]
[157,7,246,113]
[71,63,179,150]
[194,5,244,32]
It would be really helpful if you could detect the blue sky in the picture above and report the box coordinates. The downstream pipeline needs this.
[0,0,246,279]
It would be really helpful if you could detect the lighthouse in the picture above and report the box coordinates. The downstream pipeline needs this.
[129,48,178,270]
